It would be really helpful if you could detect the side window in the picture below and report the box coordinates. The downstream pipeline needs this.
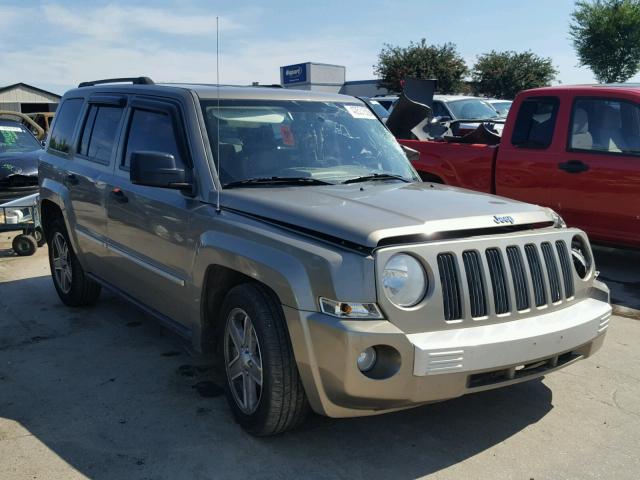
[569,98,640,155]
[78,105,124,164]
[511,97,559,149]
[49,98,84,153]
[123,109,182,169]
[432,101,448,118]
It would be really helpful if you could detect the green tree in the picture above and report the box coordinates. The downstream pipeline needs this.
[570,0,640,83]
[471,50,557,99]
[374,39,468,94]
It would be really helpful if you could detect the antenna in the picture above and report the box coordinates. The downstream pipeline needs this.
[215,16,221,213]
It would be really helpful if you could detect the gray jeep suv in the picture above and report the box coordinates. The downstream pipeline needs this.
[39,77,611,436]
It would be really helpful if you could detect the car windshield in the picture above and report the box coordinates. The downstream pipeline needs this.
[0,122,41,155]
[200,99,417,186]
[447,99,499,120]
[490,101,512,116]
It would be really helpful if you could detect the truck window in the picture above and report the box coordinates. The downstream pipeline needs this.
[511,97,559,149]
[569,98,640,155]
[78,105,124,164]
[122,109,183,169]
[49,98,83,154]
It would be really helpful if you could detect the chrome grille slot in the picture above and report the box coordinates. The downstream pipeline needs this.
[524,244,547,307]
[541,242,562,302]
[437,253,463,321]
[556,240,574,298]
[462,250,487,318]
[506,246,530,311]
[485,248,510,314]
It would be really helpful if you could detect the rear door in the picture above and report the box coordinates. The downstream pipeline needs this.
[103,97,197,330]
[496,95,562,207]
[553,96,640,247]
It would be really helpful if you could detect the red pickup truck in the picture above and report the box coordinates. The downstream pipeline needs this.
[397,85,640,248]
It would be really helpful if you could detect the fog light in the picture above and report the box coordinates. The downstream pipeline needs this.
[357,347,377,372]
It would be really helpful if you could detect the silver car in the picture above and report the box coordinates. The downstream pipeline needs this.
[39,77,611,436]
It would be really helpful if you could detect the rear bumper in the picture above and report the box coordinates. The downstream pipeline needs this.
[284,298,611,418]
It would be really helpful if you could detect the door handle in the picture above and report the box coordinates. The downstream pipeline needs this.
[558,160,589,173]
[111,187,128,203]
[66,173,79,185]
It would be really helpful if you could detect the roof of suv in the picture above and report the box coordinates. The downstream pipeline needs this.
[67,81,359,103]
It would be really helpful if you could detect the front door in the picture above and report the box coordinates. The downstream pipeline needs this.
[103,98,198,331]
[553,97,640,247]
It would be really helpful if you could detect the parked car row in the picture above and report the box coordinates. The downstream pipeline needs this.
[36,77,610,437]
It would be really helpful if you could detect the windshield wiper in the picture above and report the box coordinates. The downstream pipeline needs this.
[342,173,412,184]
[224,176,332,189]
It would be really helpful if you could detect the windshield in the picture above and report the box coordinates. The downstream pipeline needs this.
[0,122,41,155]
[447,99,499,120]
[490,101,512,116]
[200,99,417,186]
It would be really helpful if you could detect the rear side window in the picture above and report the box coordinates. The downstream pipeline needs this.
[123,109,183,168]
[49,98,83,153]
[569,98,640,155]
[78,105,124,164]
[511,97,559,149]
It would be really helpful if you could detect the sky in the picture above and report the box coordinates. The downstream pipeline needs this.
[0,0,629,95]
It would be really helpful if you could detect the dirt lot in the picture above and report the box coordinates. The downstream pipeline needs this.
[1,235,639,480]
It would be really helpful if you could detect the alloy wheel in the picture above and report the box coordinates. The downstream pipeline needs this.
[51,232,72,294]
[224,308,263,414]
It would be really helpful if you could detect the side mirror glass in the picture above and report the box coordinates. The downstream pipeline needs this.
[130,151,190,190]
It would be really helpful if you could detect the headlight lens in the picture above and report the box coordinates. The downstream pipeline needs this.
[382,253,427,307]
[547,208,567,228]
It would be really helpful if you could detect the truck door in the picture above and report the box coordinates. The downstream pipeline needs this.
[103,98,198,331]
[495,96,562,207]
[554,97,640,246]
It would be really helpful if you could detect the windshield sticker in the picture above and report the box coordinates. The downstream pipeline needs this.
[0,126,23,133]
[344,105,376,119]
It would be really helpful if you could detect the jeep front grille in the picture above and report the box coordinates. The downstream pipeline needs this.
[439,241,576,321]
[437,253,462,321]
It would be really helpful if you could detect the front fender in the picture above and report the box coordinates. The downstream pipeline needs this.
[39,177,80,253]
[192,231,318,311]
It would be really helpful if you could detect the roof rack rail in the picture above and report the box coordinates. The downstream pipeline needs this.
[78,77,155,88]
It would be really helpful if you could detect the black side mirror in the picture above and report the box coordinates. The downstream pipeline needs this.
[130,151,190,190]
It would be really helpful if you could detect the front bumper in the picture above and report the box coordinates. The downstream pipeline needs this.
[284,297,611,418]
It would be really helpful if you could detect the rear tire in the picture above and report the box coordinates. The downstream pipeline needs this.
[12,234,37,256]
[47,218,101,307]
[221,283,309,436]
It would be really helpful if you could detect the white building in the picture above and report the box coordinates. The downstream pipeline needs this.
[280,62,389,97]
[0,83,60,113]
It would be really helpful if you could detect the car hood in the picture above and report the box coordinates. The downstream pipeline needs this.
[221,181,555,249]
[0,150,40,179]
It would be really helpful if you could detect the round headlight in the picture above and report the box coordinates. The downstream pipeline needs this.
[571,235,592,279]
[382,254,427,307]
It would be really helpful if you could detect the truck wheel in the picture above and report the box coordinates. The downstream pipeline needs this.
[12,234,37,256]
[221,283,309,436]
[47,218,101,307]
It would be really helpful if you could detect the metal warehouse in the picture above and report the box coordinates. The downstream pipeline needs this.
[0,83,60,113]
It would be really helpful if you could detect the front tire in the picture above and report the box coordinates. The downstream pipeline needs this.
[47,218,101,307]
[221,283,309,436]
